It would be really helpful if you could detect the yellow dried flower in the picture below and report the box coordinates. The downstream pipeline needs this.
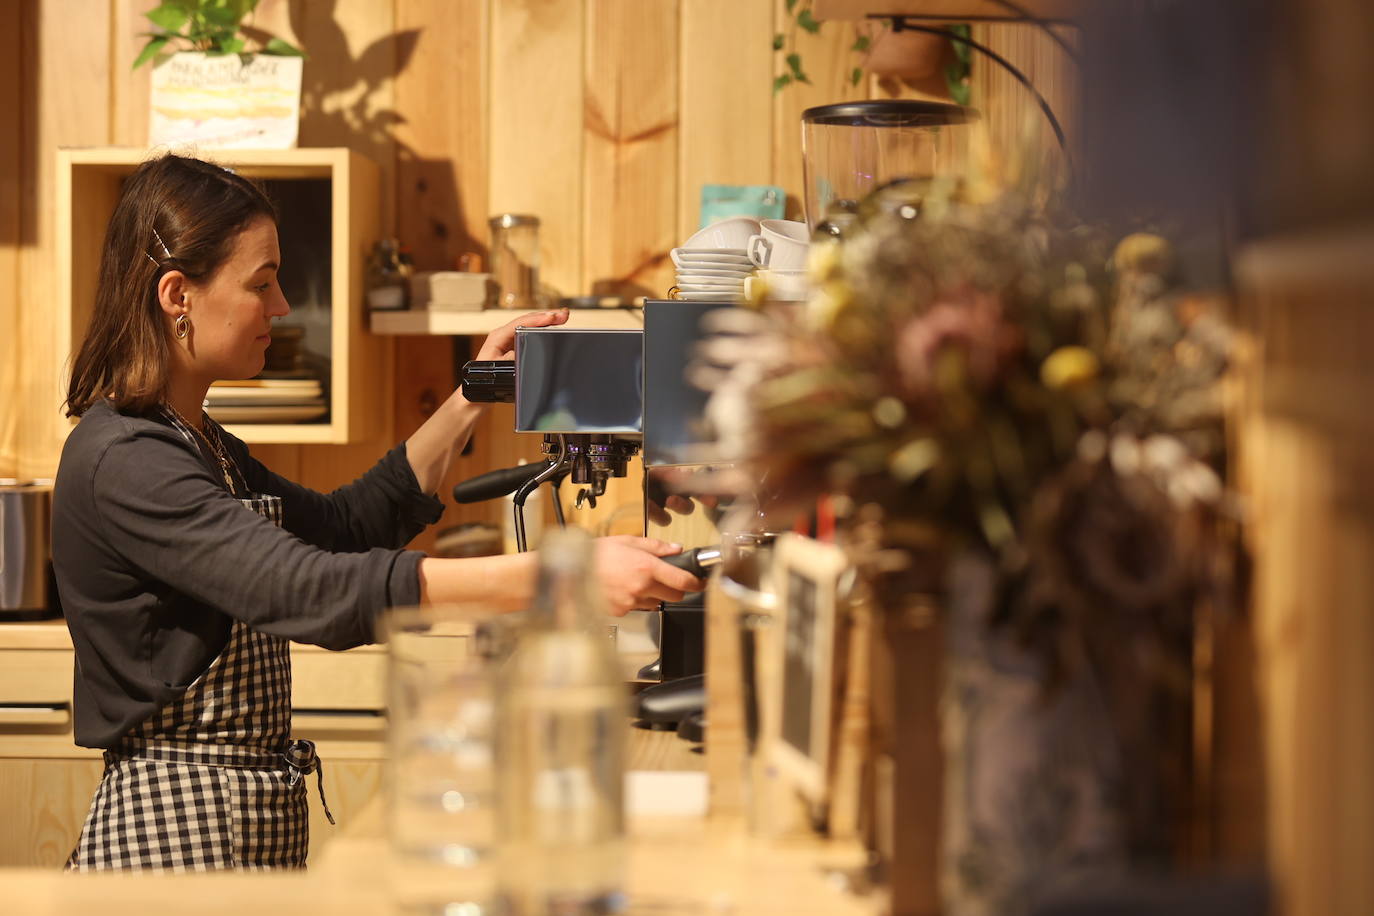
[1040,346,1100,390]
[805,281,852,333]
[807,239,842,284]
[888,438,940,483]
[1113,233,1174,276]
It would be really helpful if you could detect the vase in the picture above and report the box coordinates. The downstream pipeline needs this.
[940,552,1130,916]
[149,52,304,149]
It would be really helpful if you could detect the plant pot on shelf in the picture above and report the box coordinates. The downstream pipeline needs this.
[149,52,303,149]
[859,23,956,98]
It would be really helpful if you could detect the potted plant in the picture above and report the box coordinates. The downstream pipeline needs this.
[772,1,971,103]
[135,0,307,149]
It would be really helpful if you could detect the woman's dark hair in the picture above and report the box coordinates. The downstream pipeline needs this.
[65,153,277,417]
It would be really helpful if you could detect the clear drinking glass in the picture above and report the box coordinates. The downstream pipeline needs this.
[384,603,503,914]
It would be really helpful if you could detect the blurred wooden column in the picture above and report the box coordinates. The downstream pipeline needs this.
[1235,229,1374,916]
[1236,0,1374,910]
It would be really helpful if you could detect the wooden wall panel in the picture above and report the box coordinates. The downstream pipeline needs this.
[0,0,29,477]
[19,0,112,480]
[678,0,774,243]
[490,0,584,300]
[285,0,400,497]
[772,2,866,223]
[111,0,156,147]
[969,23,1077,177]
[392,0,499,548]
[583,0,679,301]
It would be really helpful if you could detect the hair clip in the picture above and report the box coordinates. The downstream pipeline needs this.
[151,227,172,259]
[145,251,159,266]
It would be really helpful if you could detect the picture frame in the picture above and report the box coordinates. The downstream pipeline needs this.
[768,533,850,805]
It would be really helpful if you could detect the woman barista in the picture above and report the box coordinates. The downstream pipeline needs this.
[53,153,701,872]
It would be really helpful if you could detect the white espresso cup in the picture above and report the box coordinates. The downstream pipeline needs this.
[681,216,761,251]
[747,219,809,269]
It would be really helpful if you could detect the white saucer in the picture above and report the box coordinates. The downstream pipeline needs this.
[677,290,743,301]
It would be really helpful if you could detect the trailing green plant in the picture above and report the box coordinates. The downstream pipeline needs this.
[772,3,971,102]
[772,0,868,93]
[134,0,304,70]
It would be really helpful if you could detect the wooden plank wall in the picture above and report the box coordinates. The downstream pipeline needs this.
[0,1,1065,546]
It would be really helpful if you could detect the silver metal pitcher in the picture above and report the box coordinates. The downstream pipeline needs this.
[0,480,53,616]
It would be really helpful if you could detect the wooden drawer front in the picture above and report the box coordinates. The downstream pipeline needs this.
[290,646,386,712]
[0,649,73,706]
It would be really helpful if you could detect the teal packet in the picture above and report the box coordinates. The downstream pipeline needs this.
[699,184,784,229]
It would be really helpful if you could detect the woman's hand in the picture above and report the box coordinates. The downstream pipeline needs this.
[595,536,704,616]
[475,308,570,362]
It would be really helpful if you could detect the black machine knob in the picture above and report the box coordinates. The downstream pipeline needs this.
[660,546,722,579]
[460,360,515,403]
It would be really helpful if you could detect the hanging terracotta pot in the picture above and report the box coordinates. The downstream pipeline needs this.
[859,22,956,97]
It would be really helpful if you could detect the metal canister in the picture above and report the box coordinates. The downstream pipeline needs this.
[0,480,54,617]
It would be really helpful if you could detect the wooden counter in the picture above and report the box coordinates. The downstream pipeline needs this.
[1,727,877,915]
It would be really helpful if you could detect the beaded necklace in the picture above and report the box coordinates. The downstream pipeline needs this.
[165,404,240,494]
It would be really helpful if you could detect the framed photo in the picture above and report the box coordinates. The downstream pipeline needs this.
[768,533,850,804]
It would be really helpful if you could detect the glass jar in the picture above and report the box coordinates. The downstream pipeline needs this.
[488,214,540,309]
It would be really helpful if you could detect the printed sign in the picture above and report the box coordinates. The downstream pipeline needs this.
[149,52,303,149]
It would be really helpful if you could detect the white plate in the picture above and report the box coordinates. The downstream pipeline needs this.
[206,404,329,423]
[676,275,749,285]
[677,290,743,301]
[672,246,750,258]
[674,256,753,268]
[673,252,752,263]
[675,267,752,279]
[677,278,750,287]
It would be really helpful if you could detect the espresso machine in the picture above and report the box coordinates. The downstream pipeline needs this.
[455,301,734,699]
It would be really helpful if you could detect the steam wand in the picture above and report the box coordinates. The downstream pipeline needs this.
[512,434,569,553]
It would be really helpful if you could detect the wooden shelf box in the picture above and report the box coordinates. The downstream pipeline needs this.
[56,147,383,445]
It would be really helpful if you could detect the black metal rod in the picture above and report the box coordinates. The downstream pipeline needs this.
[512,435,567,553]
[886,19,1070,153]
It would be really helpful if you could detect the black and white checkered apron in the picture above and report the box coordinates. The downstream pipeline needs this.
[66,409,332,872]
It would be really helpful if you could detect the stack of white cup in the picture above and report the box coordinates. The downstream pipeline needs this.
[742,219,810,302]
[669,217,758,301]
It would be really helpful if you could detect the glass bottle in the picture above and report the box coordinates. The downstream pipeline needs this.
[495,527,626,915]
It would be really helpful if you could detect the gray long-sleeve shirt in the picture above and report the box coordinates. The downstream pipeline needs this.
[52,400,444,748]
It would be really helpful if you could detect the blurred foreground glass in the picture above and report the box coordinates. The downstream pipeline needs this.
[385,603,502,915]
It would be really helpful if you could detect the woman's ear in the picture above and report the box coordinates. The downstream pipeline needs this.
[156,271,188,320]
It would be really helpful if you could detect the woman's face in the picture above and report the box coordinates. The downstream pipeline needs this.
[185,215,290,381]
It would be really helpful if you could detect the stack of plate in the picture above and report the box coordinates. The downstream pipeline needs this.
[204,376,327,424]
[670,247,752,301]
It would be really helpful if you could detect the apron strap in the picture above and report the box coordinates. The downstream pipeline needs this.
[282,738,336,826]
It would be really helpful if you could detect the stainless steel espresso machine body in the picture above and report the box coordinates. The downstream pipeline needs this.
[457,305,736,684]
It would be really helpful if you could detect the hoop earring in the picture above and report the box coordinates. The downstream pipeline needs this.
[174,313,190,340]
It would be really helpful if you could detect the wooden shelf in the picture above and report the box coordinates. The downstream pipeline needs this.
[370,307,645,336]
[813,0,1077,21]
[57,147,382,446]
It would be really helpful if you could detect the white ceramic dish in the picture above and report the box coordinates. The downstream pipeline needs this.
[680,217,761,251]
[677,290,743,301]
[667,245,747,259]
[675,269,752,280]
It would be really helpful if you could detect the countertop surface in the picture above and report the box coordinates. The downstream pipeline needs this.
[2,727,877,915]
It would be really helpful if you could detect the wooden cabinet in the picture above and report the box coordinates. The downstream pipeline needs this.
[0,624,387,867]
[56,147,383,445]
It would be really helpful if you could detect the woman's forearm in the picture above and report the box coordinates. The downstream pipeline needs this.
[416,553,538,613]
[405,391,484,495]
